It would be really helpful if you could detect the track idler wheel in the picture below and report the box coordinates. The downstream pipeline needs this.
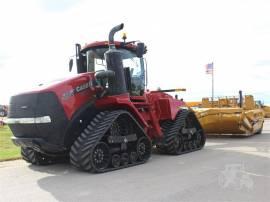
[137,137,151,161]
[111,154,121,168]
[130,152,138,163]
[188,141,194,149]
[91,142,111,171]
[121,153,129,166]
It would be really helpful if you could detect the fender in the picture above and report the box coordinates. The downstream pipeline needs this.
[63,100,98,148]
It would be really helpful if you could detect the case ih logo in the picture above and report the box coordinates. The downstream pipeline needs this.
[62,81,93,100]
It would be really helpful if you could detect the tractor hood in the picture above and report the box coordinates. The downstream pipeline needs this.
[9,72,97,120]
[20,72,96,94]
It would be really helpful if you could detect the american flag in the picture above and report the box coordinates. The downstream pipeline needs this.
[205,62,213,74]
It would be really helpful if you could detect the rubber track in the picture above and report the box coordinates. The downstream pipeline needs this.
[161,109,205,155]
[21,147,53,165]
[21,147,38,164]
[70,110,151,173]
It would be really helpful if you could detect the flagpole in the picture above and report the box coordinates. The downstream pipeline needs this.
[212,63,214,107]
[206,62,214,106]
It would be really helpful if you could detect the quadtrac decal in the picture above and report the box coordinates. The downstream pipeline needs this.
[62,81,93,100]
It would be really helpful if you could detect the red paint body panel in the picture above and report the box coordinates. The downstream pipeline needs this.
[95,91,185,139]
[53,73,96,120]
[16,73,96,120]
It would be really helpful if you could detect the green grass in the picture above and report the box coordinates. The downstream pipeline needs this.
[0,125,21,161]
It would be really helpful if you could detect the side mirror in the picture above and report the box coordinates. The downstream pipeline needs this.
[136,42,145,58]
[95,70,115,80]
[69,59,73,72]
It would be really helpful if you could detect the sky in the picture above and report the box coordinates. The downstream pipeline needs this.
[0,0,269,104]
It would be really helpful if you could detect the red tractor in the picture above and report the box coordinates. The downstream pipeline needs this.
[7,24,205,173]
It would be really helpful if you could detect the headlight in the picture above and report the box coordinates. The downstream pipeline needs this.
[6,116,51,124]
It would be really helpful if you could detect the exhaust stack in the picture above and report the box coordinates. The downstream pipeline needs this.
[108,23,124,49]
[105,23,127,95]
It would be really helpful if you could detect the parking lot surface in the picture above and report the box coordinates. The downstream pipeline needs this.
[1,120,270,202]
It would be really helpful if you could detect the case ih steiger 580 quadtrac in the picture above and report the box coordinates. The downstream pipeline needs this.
[7,24,205,173]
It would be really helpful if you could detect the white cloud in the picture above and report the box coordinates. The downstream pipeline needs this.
[0,0,270,104]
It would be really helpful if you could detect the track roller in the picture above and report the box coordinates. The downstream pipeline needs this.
[112,154,121,168]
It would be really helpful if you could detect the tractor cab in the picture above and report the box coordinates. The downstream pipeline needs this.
[70,38,147,96]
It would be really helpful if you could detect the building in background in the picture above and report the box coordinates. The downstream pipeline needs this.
[0,105,8,126]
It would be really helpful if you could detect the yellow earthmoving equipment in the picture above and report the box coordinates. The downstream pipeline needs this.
[255,100,270,118]
[201,96,238,108]
[185,101,201,108]
[262,106,270,118]
[192,93,264,136]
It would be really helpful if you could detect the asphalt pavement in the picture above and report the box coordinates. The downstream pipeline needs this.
[1,120,270,202]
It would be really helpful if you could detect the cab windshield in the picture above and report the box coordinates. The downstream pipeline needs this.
[85,48,145,95]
